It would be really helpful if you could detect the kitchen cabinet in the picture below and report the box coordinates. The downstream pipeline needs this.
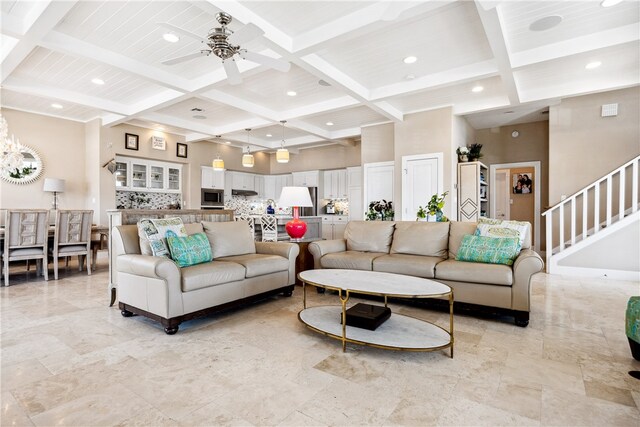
[201,166,224,189]
[254,175,265,197]
[322,215,348,240]
[347,166,362,188]
[115,156,182,193]
[322,169,348,199]
[264,174,292,200]
[458,161,488,221]
[292,170,320,187]
[229,171,255,191]
[347,166,363,221]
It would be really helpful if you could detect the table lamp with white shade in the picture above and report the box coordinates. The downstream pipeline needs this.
[43,178,65,210]
[278,186,313,240]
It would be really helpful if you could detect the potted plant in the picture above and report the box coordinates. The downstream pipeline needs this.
[366,200,394,221]
[456,146,469,162]
[426,191,449,222]
[416,206,427,221]
[468,143,483,162]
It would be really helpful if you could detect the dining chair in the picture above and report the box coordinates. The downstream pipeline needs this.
[234,213,255,240]
[51,210,93,280]
[90,230,108,270]
[3,209,50,286]
[260,214,278,242]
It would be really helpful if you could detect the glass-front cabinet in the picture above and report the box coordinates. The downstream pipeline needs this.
[114,162,128,188]
[115,156,182,193]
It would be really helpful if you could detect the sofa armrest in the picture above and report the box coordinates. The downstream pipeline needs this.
[116,254,184,318]
[511,249,544,311]
[308,239,346,269]
[255,242,300,286]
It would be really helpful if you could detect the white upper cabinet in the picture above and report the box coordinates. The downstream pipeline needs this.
[322,169,348,199]
[116,156,181,193]
[292,170,319,187]
[229,171,255,191]
[347,166,362,188]
[201,166,224,189]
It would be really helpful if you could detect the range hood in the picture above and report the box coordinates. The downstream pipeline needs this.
[232,189,258,197]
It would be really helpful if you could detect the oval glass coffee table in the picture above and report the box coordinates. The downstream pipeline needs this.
[297,269,454,357]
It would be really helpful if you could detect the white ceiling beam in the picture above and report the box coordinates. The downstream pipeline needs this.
[3,77,132,115]
[1,1,77,83]
[0,12,25,37]
[101,113,127,127]
[185,132,214,143]
[519,79,640,104]
[473,1,519,104]
[214,117,272,139]
[510,23,640,69]
[41,31,192,92]
[285,119,331,140]
[369,60,499,101]
[198,89,279,121]
[281,96,359,119]
[139,112,220,137]
[329,127,362,140]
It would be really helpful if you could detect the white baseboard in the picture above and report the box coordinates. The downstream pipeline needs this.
[552,265,640,281]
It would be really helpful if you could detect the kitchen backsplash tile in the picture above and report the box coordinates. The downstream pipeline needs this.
[116,191,181,209]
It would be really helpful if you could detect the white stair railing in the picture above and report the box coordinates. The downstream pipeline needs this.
[542,155,640,272]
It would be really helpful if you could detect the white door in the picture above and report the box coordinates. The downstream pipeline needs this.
[363,162,394,210]
[348,185,363,221]
[495,169,510,220]
[401,154,442,221]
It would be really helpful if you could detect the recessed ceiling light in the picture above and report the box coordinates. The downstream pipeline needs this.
[193,115,207,120]
[286,90,297,96]
[529,15,563,32]
[266,134,272,137]
[51,103,63,109]
[472,85,484,93]
[601,0,623,7]
[163,32,179,43]
[404,74,416,80]
[225,141,231,144]
[585,61,602,70]
[157,127,165,131]
[326,121,334,126]
[403,56,417,64]
[91,78,105,85]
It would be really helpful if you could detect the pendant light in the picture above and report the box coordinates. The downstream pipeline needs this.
[242,128,254,168]
[212,136,225,170]
[276,120,290,164]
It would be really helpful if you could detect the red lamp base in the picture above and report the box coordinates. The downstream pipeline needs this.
[286,218,307,240]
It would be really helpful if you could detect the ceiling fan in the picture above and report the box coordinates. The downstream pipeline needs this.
[159,12,291,85]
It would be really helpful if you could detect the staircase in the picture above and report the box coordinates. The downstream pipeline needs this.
[542,155,640,279]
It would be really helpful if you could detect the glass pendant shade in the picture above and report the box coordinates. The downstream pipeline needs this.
[276,147,289,163]
[212,157,225,171]
[242,153,254,168]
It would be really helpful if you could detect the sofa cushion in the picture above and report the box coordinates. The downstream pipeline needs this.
[181,261,246,292]
[373,254,443,279]
[202,221,256,259]
[167,233,213,268]
[448,221,478,259]
[138,217,187,258]
[390,222,450,258]
[184,222,204,235]
[456,235,520,266]
[345,221,395,253]
[217,253,289,278]
[321,251,386,271]
[435,259,513,286]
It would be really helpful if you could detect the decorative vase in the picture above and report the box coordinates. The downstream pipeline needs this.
[458,154,468,162]
[427,214,437,222]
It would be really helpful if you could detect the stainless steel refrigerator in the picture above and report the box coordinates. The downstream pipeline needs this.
[300,187,318,216]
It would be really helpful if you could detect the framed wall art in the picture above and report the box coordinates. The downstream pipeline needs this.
[513,172,534,194]
[125,133,139,151]
[151,136,166,150]
[176,143,188,158]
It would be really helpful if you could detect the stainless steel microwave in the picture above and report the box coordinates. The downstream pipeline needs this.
[201,188,224,207]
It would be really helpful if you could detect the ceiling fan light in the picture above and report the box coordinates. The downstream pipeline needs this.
[276,148,289,163]
[242,153,254,168]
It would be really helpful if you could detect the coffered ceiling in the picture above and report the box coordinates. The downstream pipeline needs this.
[1,0,638,151]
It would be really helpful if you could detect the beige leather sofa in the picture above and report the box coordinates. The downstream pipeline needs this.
[111,221,299,334]
[308,221,543,326]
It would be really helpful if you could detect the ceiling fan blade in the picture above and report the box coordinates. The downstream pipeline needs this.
[223,59,242,85]
[227,23,264,45]
[162,51,208,65]
[241,50,290,72]
[157,22,205,43]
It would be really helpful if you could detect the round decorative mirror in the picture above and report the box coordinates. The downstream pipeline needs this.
[0,144,44,184]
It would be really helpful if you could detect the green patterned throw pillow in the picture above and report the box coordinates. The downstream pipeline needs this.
[456,234,520,266]
[167,233,212,267]
[138,217,188,258]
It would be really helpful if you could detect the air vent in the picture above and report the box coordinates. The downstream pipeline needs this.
[601,103,618,117]
[191,107,204,112]
[193,115,207,120]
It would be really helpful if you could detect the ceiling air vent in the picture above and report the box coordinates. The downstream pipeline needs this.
[191,107,204,112]
[601,103,618,117]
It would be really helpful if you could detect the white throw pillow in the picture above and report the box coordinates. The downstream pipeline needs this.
[138,217,188,258]
[475,218,528,249]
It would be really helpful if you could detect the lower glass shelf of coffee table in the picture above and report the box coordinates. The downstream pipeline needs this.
[298,305,451,352]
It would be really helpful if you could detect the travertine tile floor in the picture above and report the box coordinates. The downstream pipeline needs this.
[1,260,639,426]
